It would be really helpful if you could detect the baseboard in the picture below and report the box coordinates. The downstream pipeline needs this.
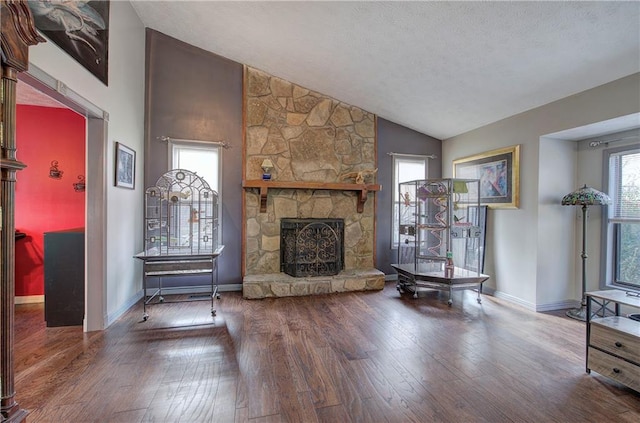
[15,295,44,304]
[483,286,578,312]
[484,287,537,311]
[105,290,142,328]
[536,300,579,312]
[218,283,243,292]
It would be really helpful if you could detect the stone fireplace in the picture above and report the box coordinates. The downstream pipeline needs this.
[242,66,385,299]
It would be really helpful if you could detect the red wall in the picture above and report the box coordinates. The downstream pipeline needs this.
[15,105,86,297]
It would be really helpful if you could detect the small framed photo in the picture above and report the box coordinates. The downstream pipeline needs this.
[115,142,135,189]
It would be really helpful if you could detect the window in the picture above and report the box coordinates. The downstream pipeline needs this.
[604,146,640,290]
[170,141,220,193]
[169,140,222,243]
[392,155,428,247]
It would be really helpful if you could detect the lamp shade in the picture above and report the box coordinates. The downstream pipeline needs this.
[453,180,469,194]
[261,159,274,172]
[561,184,611,206]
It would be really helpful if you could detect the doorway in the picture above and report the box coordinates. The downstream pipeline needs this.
[16,68,107,332]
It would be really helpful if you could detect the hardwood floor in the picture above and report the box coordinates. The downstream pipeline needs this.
[14,283,640,422]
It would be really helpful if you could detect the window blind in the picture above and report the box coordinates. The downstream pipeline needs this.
[609,149,640,221]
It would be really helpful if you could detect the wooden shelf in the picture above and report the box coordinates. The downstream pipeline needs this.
[242,180,382,213]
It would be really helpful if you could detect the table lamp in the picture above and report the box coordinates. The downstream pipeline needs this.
[261,159,274,181]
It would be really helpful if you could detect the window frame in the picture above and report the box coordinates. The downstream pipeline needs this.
[391,154,429,248]
[168,139,223,245]
[601,143,640,291]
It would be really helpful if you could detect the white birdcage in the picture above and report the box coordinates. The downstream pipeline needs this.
[144,169,218,256]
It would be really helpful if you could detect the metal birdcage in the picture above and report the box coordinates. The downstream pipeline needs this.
[392,178,489,305]
[143,169,218,256]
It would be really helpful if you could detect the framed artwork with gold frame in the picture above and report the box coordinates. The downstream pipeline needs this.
[453,145,520,209]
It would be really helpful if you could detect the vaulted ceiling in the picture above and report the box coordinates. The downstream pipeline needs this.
[130,1,640,140]
[16,2,640,140]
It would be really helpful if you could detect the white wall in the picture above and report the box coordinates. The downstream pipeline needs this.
[28,1,145,327]
[537,137,576,307]
[443,73,640,310]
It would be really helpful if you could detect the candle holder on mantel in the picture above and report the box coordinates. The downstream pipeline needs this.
[261,159,274,181]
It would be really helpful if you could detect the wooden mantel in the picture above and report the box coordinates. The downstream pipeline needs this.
[242,180,382,213]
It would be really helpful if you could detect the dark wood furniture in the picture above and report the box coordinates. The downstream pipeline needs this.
[44,229,85,327]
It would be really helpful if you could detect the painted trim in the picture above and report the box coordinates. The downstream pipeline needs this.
[14,295,44,304]
[484,287,538,311]
[21,64,103,117]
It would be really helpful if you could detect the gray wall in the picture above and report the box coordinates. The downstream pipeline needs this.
[144,29,243,285]
[443,73,640,310]
[376,118,442,275]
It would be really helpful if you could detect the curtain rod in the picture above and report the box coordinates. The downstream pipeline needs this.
[387,152,437,159]
[158,136,231,149]
[589,135,638,148]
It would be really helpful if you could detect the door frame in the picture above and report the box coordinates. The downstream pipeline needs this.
[19,65,108,331]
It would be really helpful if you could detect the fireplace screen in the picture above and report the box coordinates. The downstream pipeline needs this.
[280,218,344,277]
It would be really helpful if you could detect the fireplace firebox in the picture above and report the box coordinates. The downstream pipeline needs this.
[280,218,344,277]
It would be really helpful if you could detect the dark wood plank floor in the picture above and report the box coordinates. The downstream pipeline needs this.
[14,282,640,422]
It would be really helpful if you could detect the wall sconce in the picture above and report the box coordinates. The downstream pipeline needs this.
[49,160,63,179]
[73,175,85,192]
[261,159,274,181]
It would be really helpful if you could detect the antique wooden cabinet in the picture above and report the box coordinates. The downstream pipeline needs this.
[1,1,45,421]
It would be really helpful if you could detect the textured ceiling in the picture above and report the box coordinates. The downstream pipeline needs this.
[130,1,640,140]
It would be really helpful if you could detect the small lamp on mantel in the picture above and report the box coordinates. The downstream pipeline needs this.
[261,159,274,181]
[561,184,612,321]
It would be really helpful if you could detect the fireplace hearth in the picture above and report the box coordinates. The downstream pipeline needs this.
[280,218,344,277]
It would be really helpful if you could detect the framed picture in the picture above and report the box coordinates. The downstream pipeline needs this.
[28,1,110,85]
[115,142,135,189]
[453,145,520,209]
